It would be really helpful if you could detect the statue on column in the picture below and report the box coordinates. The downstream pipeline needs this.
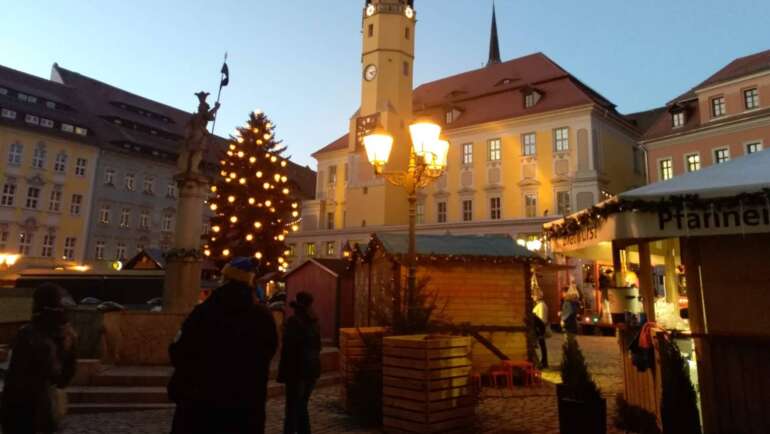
[178,91,220,175]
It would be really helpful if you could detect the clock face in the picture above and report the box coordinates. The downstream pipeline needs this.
[366,4,375,17]
[364,64,377,81]
[404,6,414,19]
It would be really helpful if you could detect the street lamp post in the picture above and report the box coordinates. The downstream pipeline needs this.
[363,120,448,325]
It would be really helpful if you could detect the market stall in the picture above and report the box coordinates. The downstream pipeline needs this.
[544,150,770,433]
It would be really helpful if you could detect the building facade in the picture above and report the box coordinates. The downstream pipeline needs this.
[288,1,645,267]
[640,49,770,183]
[0,65,99,265]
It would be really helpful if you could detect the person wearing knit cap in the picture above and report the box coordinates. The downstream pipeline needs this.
[168,257,278,434]
[278,291,322,434]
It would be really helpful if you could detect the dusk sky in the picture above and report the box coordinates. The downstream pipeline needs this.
[3,0,770,167]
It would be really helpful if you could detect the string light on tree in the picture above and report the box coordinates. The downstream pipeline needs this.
[205,108,301,272]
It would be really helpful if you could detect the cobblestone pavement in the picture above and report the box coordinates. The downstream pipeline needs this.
[7,335,621,434]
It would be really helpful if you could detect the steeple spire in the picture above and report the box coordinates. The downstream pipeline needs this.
[487,2,501,66]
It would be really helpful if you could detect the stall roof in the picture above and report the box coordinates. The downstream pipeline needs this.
[363,232,540,260]
[621,149,770,200]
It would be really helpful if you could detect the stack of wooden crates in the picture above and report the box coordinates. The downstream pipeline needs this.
[382,335,475,433]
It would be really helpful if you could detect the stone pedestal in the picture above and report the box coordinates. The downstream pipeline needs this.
[162,172,209,313]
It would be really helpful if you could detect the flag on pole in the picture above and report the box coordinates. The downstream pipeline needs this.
[220,59,229,88]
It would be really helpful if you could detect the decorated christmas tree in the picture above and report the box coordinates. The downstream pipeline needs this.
[204,109,300,273]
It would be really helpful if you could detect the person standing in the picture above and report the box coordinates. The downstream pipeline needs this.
[560,286,580,336]
[532,295,550,369]
[1,283,78,434]
[278,291,322,434]
[168,257,278,434]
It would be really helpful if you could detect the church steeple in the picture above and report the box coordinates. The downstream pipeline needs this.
[487,2,501,66]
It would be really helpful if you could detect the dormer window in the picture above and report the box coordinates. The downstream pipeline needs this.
[524,91,541,108]
[445,108,462,125]
[711,96,726,118]
[672,111,685,128]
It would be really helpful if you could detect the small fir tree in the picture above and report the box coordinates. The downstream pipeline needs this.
[204,110,300,272]
[660,338,701,434]
[560,336,602,402]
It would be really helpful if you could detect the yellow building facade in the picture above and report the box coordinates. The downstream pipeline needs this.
[0,66,98,268]
[289,1,645,266]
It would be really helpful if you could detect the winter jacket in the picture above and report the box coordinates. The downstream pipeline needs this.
[0,321,77,433]
[167,281,278,407]
[277,308,322,384]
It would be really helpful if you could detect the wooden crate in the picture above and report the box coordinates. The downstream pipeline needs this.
[339,327,387,412]
[382,335,475,434]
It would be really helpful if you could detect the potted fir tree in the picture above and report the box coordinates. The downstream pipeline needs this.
[557,337,606,434]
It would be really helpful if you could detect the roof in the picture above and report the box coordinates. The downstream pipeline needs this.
[286,162,317,200]
[123,248,166,270]
[0,64,97,143]
[368,232,540,260]
[285,258,351,278]
[624,107,667,135]
[695,49,770,91]
[314,53,630,156]
[620,147,770,200]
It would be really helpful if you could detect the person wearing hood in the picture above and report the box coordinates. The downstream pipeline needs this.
[168,257,278,434]
[1,282,78,434]
[277,291,322,434]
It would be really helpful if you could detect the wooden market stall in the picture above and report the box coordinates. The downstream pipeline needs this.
[350,232,543,371]
[544,150,770,434]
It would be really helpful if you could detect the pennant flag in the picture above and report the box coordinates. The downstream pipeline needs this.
[220,61,229,87]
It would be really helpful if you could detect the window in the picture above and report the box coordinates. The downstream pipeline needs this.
[70,194,82,215]
[25,114,40,125]
[445,110,454,124]
[25,187,40,209]
[746,142,763,154]
[325,241,336,257]
[711,96,726,117]
[54,152,67,173]
[326,212,335,230]
[288,244,296,257]
[462,143,473,165]
[166,183,177,198]
[46,101,56,109]
[32,145,45,169]
[557,191,571,216]
[0,229,8,250]
[75,158,87,176]
[437,201,447,223]
[744,88,759,110]
[143,177,155,194]
[95,241,106,260]
[490,197,501,220]
[714,148,730,164]
[115,243,126,260]
[1,183,16,206]
[74,127,87,136]
[120,208,131,228]
[522,133,536,156]
[305,243,317,257]
[554,127,569,152]
[403,61,409,76]
[416,203,425,224]
[140,211,150,230]
[405,27,410,40]
[487,139,501,161]
[99,206,110,224]
[48,189,62,212]
[659,158,673,181]
[63,237,76,260]
[525,193,537,217]
[41,234,55,258]
[18,232,32,255]
[61,123,74,133]
[328,166,337,185]
[124,174,135,191]
[685,153,701,172]
[672,111,685,128]
[367,24,374,37]
[0,87,6,95]
[1,108,16,119]
[344,163,349,182]
[8,143,23,165]
[162,214,173,232]
[462,199,473,221]
[104,169,115,185]
[41,119,54,128]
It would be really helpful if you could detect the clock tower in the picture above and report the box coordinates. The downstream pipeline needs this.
[345,0,417,227]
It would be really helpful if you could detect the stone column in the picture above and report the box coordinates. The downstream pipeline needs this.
[163,173,209,313]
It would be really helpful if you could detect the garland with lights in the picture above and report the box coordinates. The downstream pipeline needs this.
[204,109,301,272]
[544,189,770,239]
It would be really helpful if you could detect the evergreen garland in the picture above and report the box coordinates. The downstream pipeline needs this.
[204,110,301,271]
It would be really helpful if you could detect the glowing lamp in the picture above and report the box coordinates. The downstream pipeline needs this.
[408,120,441,157]
[263,182,270,190]
[363,129,394,172]
[292,211,299,217]
[255,252,263,259]
[237,151,244,158]
[292,203,298,208]
[249,157,256,164]
[248,198,256,205]
[210,204,218,211]
[278,234,285,241]
[222,249,231,257]
[274,174,281,181]
[281,161,287,167]
[256,171,263,178]
[264,134,272,140]
[227,196,235,203]
[270,156,277,162]
[229,172,236,179]
[246,234,254,241]
[239,178,246,185]
[211,186,217,192]
[204,249,211,256]
[254,221,262,229]
[230,216,238,223]
[291,225,299,232]
[236,137,244,144]
[265,200,272,207]
[212,225,221,233]
[281,176,287,183]
[229,144,236,151]
[282,188,289,195]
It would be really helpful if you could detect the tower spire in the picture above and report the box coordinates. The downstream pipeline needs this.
[487,2,501,66]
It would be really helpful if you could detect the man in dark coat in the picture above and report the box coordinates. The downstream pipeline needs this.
[168,257,278,434]
[277,291,322,434]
